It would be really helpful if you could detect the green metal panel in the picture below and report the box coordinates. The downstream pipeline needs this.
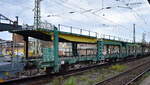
[103,41,122,45]
[42,48,54,62]
[40,63,55,68]
[101,39,122,59]
[126,43,138,57]
[104,53,119,59]
[121,53,127,58]
[37,48,55,68]
[63,56,98,64]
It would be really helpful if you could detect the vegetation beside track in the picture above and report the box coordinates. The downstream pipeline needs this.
[46,57,150,85]
[46,64,128,85]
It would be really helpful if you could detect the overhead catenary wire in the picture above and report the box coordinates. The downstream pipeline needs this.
[54,0,131,30]
[42,0,147,40]
[119,0,147,24]
[47,0,115,28]
[119,0,149,33]
[112,0,149,36]
[50,0,134,37]
[49,0,134,40]
[48,0,131,40]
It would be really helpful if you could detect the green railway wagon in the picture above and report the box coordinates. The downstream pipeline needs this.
[11,24,150,73]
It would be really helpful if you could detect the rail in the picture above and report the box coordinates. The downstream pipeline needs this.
[125,69,150,85]
[95,61,150,85]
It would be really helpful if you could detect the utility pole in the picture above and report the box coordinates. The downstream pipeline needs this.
[133,24,136,43]
[142,32,146,44]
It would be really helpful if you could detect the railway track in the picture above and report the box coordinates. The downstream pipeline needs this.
[1,59,134,85]
[2,56,150,85]
[125,69,150,85]
[95,59,150,85]
[1,61,109,85]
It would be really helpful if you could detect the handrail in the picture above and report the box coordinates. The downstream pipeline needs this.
[58,24,98,38]
[58,24,133,43]
[26,22,133,43]
[0,14,14,24]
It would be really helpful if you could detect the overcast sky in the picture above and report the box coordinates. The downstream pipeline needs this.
[0,0,150,42]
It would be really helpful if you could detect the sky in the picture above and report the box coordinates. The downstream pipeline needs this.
[0,0,150,42]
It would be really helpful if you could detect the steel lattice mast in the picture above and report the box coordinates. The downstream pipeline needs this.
[34,0,42,29]
[33,0,43,55]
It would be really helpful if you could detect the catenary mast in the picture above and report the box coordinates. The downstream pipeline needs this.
[33,0,43,55]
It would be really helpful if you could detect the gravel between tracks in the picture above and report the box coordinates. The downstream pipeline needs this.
[95,57,150,85]
[47,57,150,85]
